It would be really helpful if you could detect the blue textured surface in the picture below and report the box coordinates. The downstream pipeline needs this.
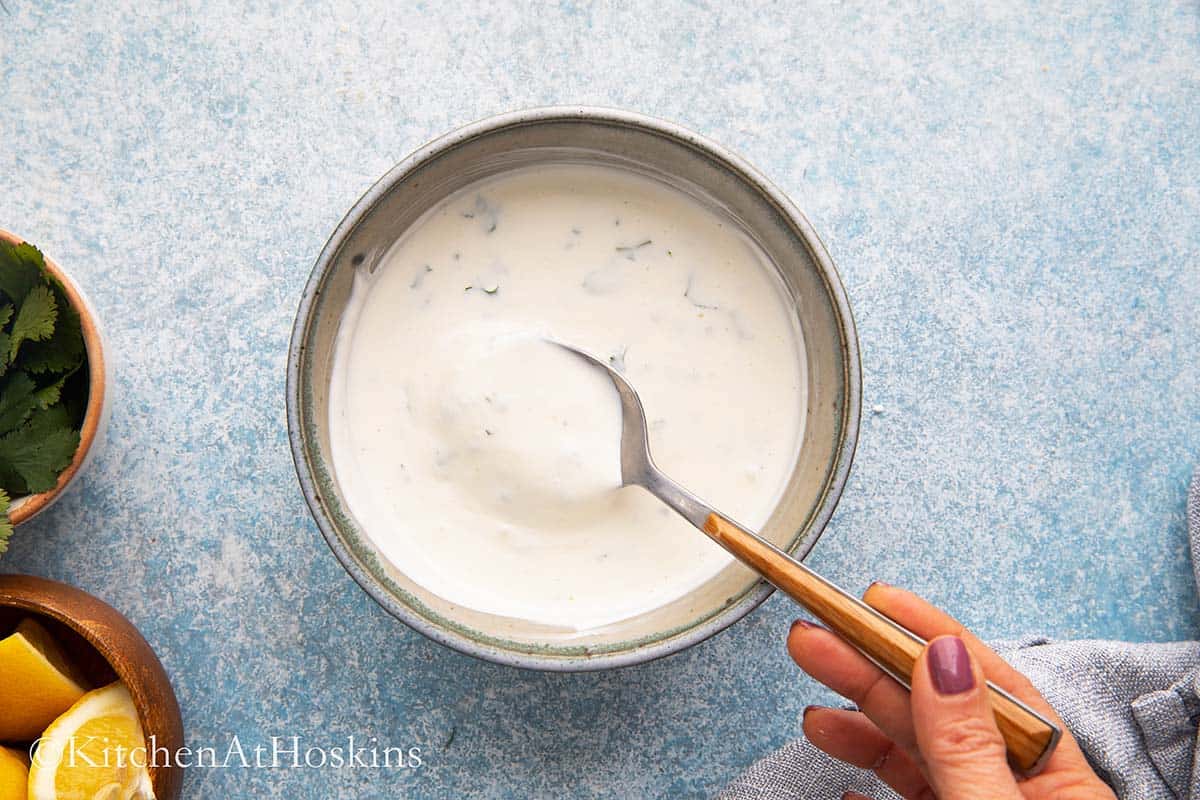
[2,2,1199,797]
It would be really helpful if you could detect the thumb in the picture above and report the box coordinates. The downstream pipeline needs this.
[910,636,1022,800]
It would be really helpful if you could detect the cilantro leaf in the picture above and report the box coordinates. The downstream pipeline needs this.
[0,405,80,494]
[32,373,69,410]
[0,372,38,435]
[0,306,11,377]
[9,285,57,363]
[19,293,83,375]
[0,461,25,496]
[0,242,46,305]
[0,489,10,555]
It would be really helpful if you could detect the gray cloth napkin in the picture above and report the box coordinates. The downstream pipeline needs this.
[717,470,1200,800]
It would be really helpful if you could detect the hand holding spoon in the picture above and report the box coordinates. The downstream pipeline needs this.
[554,342,1061,776]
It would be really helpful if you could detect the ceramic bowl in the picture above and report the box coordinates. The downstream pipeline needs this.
[288,107,861,670]
[0,574,184,799]
[0,230,107,526]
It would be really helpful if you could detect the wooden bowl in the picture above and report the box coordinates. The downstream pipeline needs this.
[0,229,107,526]
[0,574,184,799]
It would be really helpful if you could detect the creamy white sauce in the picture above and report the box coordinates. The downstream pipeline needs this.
[329,163,805,631]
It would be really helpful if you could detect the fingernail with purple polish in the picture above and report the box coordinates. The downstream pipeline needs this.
[789,619,816,635]
[927,637,974,695]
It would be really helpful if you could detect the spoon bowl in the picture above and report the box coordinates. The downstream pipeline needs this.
[552,342,722,531]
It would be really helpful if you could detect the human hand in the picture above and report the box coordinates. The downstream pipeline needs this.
[789,583,1116,800]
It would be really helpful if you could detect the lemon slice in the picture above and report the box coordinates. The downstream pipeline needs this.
[0,618,87,741]
[27,683,155,800]
[0,746,30,800]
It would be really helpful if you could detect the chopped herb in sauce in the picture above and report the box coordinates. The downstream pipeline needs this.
[582,269,619,295]
[615,239,653,261]
[684,273,720,309]
[462,195,499,233]
[608,346,628,373]
[410,264,433,289]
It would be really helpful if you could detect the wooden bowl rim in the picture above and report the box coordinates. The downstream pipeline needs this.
[0,228,107,526]
[0,574,183,799]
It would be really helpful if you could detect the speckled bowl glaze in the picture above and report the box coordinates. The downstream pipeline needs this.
[0,230,107,527]
[288,107,861,671]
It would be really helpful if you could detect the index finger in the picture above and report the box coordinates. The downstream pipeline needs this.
[862,583,1103,780]
[862,583,1061,725]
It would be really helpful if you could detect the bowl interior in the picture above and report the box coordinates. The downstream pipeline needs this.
[0,607,118,686]
[291,110,858,668]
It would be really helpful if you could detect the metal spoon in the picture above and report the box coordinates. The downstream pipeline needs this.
[554,342,1061,776]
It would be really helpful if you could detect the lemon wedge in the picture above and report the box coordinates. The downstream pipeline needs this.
[27,683,155,800]
[0,618,87,741]
[0,746,29,800]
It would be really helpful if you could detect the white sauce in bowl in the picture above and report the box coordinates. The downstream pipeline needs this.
[328,163,805,631]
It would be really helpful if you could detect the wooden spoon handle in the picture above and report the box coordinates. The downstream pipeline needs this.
[702,513,1060,776]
